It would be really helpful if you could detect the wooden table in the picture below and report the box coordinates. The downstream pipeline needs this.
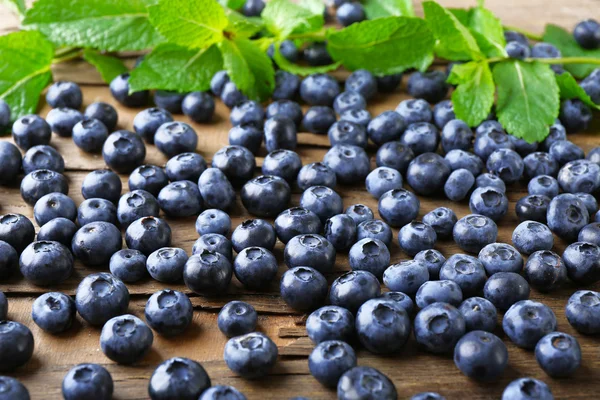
[1,1,599,399]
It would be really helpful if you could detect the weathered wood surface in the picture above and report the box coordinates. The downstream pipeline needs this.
[1,1,600,399]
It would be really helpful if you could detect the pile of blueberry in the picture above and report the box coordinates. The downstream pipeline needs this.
[1,9,600,400]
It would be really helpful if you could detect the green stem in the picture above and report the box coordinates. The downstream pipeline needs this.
[52,50,83,64]
[54,47,78,57]
[503,25,543,41]
[288,30,327,41]
[528,57,600,65]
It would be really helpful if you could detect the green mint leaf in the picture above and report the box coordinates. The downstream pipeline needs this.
[129,43,222,93]
[1,0,26,17]
[299,0,325,15]
[262,0,323,39]
[22,0,162,51]
[219,0,245,10]
[225,9,263,39]
[83,50,128,84]
[467,6,506,57]
[363,0,415,19]
[543,24,600,78]
[273,45,341,76]
[555,71,600,110]
[149,0,227,49]
[0,31,53,120]
[219,39,275,100]
[493,60,560,143]
[448,8,470,25]
[326,17,435,75]
[423,1,482,61]
[447,60,495,127]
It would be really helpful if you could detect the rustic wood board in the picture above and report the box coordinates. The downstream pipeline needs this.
[1,1,600,399]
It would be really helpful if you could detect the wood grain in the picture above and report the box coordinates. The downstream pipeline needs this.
[1,1,600,399]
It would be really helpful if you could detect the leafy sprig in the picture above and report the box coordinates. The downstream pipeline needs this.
[0,0,599,143]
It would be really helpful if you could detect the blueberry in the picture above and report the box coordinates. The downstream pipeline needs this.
[266,100,303,127]
[345,204,373,226]
[416,280,463,309]
[365,111,404,146]
[146,247,188,283]
[303,42,334,66]
[195,209,231,237]
[280,266,328,311]
[454,330,508,381]
[348,238,390,278]
[324,214,357,251]
[534,332,581,378]
[221,82,248,109]
[20,169,69,206]
[559,160,600,194]
[284,234,336,274]
[109,249,147,283]
[503,300,557,349]
[547,193,589,242]
[395,99,432,125]
[528,175,559,197]
[541,120,567,151]
[230,101,264,128]
[486,149,524,184]
[478,243,523,275]
[355,220,392,248]
[333,92,366,116]
[46,81,82,109]
[82,170,122,204]
[574,19,600,49]
[36,220,74,249]
[241,175,291,218]
[224,332,277,378]
[0,100,9,133]
[501,378,553,400]
[198,168,236,210]
[330,271,381,313]
[241,0,265,16]
[158,180,203,217]
[398,222,437,256]
[234,247,278,290]
[165,152,207,183]
[412,250,444,280]
[516,194,550,223]
[184,250,232,295]
[263,116,297,152]
[340,108,372,127]
[414,302,465,354]
[375,73,402,93]
[308,340,356,388]
[400,122,440,155]
[376,141,415,174]
[33,192,76,226]
[0,241,18,280]
[192,233,232,260]
[261,150,301,183]
[300,74,341,106]
[71,118,108,153]
[302,106,337,134]
[459,297,497,332]
[579,222,600,246]
[432,100,455,129]
[72,221,122,266]
[483,271,530,311]
[0,213,35,253]
[109,73,148,107]
[100,314,153,364]
[475,172,506,192]
[0,377,28,400]
[444,149,484,176]
[75,272,129,326]
[469,187,508,222]
[345,69,377,100]
[355,298,411,354]
[102,130,146,174]
[337,366,397,400]
[145,289,192,336]
[383,260,429,296]
[218,301,257,338]
[20,241,73,285]
[549,141,585,168]
[117,190,160,227]
[212,145,256,185]
[275,207,322,244]
[580,70,600,104]
[510,135,539,157]
[125,216,171,256]
[182,92,215,122]
[154,122,198,158]
[440,120,473,153]
[12,114,51,150]
[128,164,168,196]
[133,108,173,143]
[407,71,449,103]
[406,153,451,196]
[336,2,365,26]
[378,189,420,228]
[444,169,475,201]
[512,221,553,255]
[328,120,367,148]
[46,107,83,137]
[575,192,598,216]
[506,40,531,59]
[559,99,592,133]
[523,250,567,292]
[78,198,118,226]
[268,40,299,62]
[306,306,355,344]
[62,363,114,400]
[210,71,230,96]
[440,254,487,296]
[411,393,445,400]
[300,185,343,223]
[504,30,529,46]
[566,290,600,334]
[148,357,210,400]
[0,321,34,371]
[84,102,118,131]
[273,70,300,101]
[31,292,76,334]
[199,386,246,400]
[474,130,514,161]
[563,241,600,283]
[0,142,21,185]
[231,219,275,253]
[422,207,457,240]
[365,167,403,199]
[153,91,185,114]
[532,43,563,73]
